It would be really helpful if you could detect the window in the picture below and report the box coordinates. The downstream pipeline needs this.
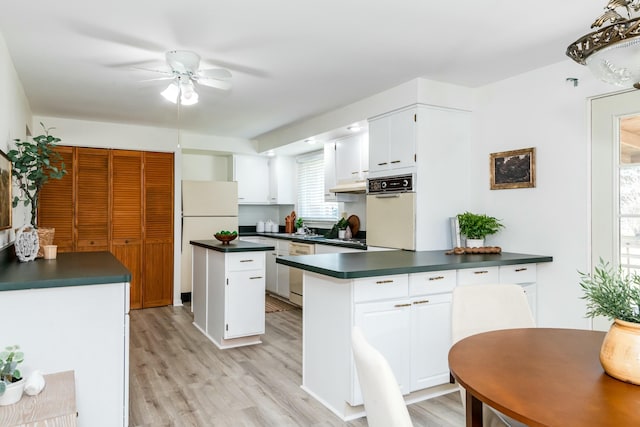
[296,151,338,221]
[618,116,640,276]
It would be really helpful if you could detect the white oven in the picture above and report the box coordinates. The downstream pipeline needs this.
[366,174,416,250]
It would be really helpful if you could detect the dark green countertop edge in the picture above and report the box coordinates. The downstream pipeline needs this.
[0,250,131,292]
[276,251,553,279]
[190,239,275,252]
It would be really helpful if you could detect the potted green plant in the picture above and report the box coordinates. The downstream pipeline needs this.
[7,122,66,228]
[0,345,25,406]
[579,259,640,384]
[456,212,504,247]
[336,217,349,239]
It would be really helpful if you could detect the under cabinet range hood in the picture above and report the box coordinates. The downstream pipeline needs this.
[329,180,366,193]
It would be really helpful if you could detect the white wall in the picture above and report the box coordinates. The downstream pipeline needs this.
[182,151,230,181]
[471,60,615,328]
[0,30,32,247]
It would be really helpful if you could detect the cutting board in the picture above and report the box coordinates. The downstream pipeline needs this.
[347,215,360,236]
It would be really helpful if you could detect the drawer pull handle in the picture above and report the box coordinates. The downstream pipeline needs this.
[473,270,489,275]
[515,268,528,272]
[249,276,263,280]
[240,259,254,263]
[377,162,388,166]
[413,300,430,305]
[394,303,411,308]
[428,276,445,281]
[390,160,401,164]
[376,280,394,284]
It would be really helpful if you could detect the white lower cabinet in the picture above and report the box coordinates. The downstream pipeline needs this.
[351,298,412,405]
[241,236,290,299]
[410,292,452,391]
[193,246,267,349]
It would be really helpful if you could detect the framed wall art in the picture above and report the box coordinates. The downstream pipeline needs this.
[490,147,536,190]
[0,149,12,230]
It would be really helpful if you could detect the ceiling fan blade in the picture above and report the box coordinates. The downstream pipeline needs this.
[133,67,173,75]
[197,68,232,79]
[195,78,232,91]
[138,76,176,82]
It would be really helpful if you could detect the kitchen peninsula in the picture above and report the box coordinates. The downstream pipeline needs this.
[0,249,130,427]
[277,250,553,420]
[190,239,275,349]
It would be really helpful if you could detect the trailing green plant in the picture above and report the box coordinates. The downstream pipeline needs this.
[0,345,24,395]
[456,212,504,239]
[336,217,349,230]
[579,259,640,324]
[7,123,66,227]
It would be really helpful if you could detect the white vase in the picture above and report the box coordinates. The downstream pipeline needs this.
[15,225,39,262]
[0,378,25,406]
[338,229,346,239]
[466,238,484,248]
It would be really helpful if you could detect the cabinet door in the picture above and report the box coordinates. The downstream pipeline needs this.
[225,270,266,338]
[335,134,362,183]
[76,148,110,251]
[111,150,143,309]
[233,155,270,204]
[351,299,411,405]
[388,108,416,171]
[268,156,295,204]
[410,293,452,391]
[38,146,74,252]
[368,117,389,173]
[266,250,278,293]
[143,152,174,307]
[323,142,337,202]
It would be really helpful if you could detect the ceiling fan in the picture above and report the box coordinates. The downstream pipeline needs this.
[145,50,232,105]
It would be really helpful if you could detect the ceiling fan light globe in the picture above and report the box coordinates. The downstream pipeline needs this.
[181,91,199,106]
[161,82,180,103]
[585,36,640,88]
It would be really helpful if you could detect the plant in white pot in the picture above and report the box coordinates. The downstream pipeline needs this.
[0,345,25,406]
[456,212,504,247]
[579,259,640,385]
[7,123,66,261]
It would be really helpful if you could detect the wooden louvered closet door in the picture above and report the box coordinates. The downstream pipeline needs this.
[38,146,74,252]
[111,150,143,309]
[143,151,174,307]
[75,148,109,252]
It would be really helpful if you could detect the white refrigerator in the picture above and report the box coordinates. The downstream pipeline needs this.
[181,180,239,294]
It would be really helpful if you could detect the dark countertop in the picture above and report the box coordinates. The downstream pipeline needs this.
[190,239,275,252]
[240,232,368,250]
[276,250,553,279]
[0,251,131,292]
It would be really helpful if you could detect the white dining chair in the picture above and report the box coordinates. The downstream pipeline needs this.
[351,326,413,427]
[451,284,535,427]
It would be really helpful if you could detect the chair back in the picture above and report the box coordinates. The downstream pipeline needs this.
[351,326,413,427]
[451,284,535,344]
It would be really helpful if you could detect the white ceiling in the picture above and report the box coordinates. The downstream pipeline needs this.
[0,1,605,143]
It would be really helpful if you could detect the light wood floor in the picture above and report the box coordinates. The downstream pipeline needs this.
[129,304,465,427]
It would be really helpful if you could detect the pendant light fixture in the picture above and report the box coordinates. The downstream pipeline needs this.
[567,0,640,88]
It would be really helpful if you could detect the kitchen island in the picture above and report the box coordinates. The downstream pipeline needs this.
[277,250,552,420]
[0,249,130,427]
[190,239,275,349]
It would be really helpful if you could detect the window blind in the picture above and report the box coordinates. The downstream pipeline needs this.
[297,151,338,221]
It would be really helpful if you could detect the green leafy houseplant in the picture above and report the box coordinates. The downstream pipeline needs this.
[0,345,24,395]
[579,259,640,324]
[456,212,504,240]
[295,217,304,229]
[7,123,66,227]
[336,217,349,230]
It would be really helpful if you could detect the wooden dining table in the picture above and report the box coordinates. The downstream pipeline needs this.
[448,328,640,427]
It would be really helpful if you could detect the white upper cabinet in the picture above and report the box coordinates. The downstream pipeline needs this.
[233,155,270,204]
[368,107,416,176]
[335,133,369,183]
[324,141,338,202]
[234,154,295,205]
[268,156,295,205]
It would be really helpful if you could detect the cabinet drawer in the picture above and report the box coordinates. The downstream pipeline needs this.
[354,275,408,302]
[457,266,499,286]
[409,270,456,295]
[499,264,537,284]
[227,252,265,271]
